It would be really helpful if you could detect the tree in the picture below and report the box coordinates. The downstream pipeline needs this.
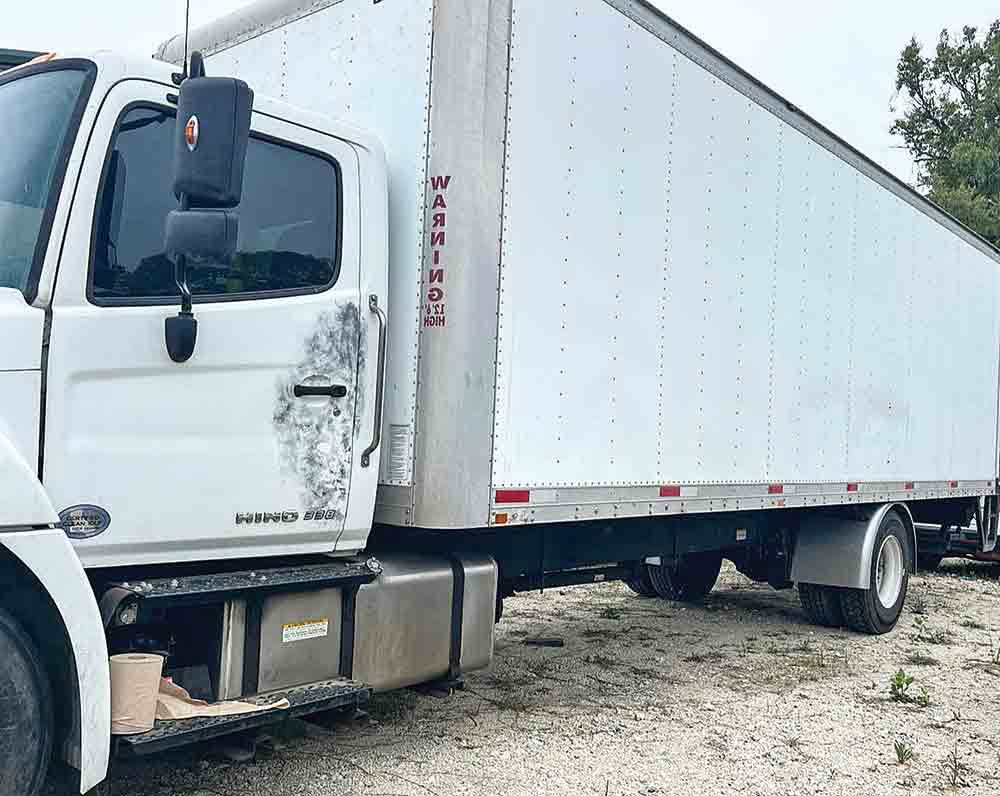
[891,22,1000,246]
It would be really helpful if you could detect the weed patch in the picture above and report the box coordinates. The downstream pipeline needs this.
[904,651,940,667]
[909,590,930,615]
[584,653,619,670]
[682,650,727,664]
[888,670,930,708]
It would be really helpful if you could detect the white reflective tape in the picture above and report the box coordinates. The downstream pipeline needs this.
[530,489,558,504]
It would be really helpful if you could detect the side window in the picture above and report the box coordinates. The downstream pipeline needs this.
[91,106,340,302]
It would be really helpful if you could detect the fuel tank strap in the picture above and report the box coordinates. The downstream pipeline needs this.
[446,556,465,681]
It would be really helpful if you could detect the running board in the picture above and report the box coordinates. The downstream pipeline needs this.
[115,679,370,757]
[99,557,382,626]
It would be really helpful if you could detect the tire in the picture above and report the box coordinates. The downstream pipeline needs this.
[624,565,657,598]
[840,510,910,635]
[648,552,723,602]
[797,582,844,627]
[0,607,53,796]
[916,553,943,572]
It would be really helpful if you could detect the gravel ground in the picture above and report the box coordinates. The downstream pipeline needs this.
[47,560,1000,796]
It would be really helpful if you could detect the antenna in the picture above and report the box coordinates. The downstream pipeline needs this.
[182,0,191,79]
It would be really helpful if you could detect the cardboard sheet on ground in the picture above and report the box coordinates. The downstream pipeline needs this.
[156,678,290,721]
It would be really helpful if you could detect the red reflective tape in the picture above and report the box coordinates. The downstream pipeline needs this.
[904,482,914,491]
[846,483,859,492]
[950,481,959,488]
[495,489,530,504]
[768,484,784,495]
[660,485,682,498]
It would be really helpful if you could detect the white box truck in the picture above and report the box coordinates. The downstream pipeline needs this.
[0,1,997,793]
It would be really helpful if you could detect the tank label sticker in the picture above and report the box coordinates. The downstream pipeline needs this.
[59,504,111,539]
[281,619,329,644]
[424,174,451,329]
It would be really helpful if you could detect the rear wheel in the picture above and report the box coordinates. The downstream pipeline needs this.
[797,582,844,627]
[0,607,53,796]
[841,511,910,634]
[624,564,657,597]
[648,552,723,602]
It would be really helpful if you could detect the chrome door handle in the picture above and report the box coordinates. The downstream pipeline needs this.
[361,294,387,468]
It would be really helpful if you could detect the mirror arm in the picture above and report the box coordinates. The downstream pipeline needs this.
[174,252,193,316]
[165,192,198,363]
[173,194,194,316]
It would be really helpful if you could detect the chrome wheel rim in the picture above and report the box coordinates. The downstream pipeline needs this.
[875,535,904,608]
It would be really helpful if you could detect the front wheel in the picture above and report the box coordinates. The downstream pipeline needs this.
[0,607,53,796]
[840,511,910,634]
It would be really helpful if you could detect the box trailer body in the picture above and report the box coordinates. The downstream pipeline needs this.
[166,0,1000,536]
[1,2,999,793]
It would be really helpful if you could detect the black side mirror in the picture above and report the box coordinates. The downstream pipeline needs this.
[172,75,253,208]
[163,53,254,363]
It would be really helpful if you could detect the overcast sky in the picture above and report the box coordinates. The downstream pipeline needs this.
[5,1,998,185]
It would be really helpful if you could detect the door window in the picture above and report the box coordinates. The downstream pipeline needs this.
[90,105,341,303]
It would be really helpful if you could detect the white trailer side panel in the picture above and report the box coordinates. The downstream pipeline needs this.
[494,0,1000,494]
[197,0,435,486]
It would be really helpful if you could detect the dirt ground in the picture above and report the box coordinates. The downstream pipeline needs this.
[47,560,1000,796]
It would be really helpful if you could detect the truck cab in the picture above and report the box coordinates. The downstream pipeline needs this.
[0,51,395,795]
[1,52,387,566]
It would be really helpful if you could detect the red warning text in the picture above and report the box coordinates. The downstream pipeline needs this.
[424,175,451,328]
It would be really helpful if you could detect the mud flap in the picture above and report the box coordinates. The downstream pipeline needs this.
[790,504,916,590]
[976,495,998,554]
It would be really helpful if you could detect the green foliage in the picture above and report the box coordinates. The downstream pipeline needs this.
[891,22,1000,246]
[895,739,915,764]
[889,669,914,701]
[889,669,931,707]
[944,743,967,787]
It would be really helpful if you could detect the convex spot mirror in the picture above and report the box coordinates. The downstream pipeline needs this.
[164,209,239,263]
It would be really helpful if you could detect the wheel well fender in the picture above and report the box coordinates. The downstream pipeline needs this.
[0,531,110,793]
[790,503,916,590]
[890,503,917,574]
[0,429,59,526]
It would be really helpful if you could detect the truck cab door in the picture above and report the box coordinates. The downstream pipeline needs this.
[43,79,372,566]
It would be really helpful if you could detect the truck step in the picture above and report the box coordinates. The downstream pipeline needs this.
[101,557,382,617]
[115,678,370,757]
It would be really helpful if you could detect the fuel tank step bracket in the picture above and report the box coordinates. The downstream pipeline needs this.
[115,678,370,757]
[99,557,383,626]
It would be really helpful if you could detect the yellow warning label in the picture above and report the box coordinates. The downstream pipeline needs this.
[281,618,329,643]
